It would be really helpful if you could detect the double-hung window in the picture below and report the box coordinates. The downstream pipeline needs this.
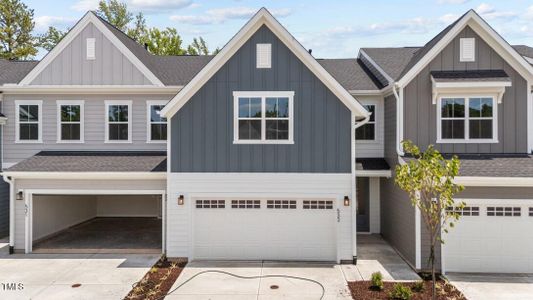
[57,100,84,142]
[147,101,167,142]
[233,91,294,144]
[105,100,131,143]
[356,104,376,141]
[438,96,497,143]
[15,100,42,143]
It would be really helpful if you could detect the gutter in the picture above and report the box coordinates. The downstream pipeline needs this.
[2,175,14,254]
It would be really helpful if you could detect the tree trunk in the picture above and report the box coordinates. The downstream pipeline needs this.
[430,245,436,300]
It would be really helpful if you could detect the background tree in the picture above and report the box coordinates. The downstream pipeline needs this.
[187,37,209,55]
[145,27,186,56]
[96,0,132,32]
[38,26,66,52]
[395,140,464,300]
[0,0,37,60]
[126,12,147,43]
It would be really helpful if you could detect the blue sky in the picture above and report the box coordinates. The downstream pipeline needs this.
[27,0,533,58]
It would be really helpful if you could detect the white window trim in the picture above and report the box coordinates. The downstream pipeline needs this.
[56,100,85,143]
[105,100,132,143]
[459,38,475,62]
[233,91,294,144]
[436,94,498,144]
[356,100,379,144]
[146,100,168,143]
[15,100,43,144]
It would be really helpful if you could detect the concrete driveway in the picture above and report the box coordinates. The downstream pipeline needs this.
[0,243,159,300]
[165,261,356,300]
[447,273,533,300]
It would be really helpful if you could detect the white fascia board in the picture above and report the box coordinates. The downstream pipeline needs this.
[454,176,533,187]
[398,11,533,88]
[358,49,394,84]
[1,171,167,180]
[160,8,370,119]
[433,81,512,88]
[0,85,182,94]
[19,12,164,86]
[525,56,533,65]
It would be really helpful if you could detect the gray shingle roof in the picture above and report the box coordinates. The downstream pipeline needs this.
[6,151,167,172]
[404,155,533,177]
[430,69,510,82]
[317,58,381,90]
[0,59,38,85]
[360,47,420,81]
[356,158,390,171]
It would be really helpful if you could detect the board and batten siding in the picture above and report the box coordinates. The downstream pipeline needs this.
[170,25,352,173]
[380,94,417,267]
[3,94,170,165]
[403,25,528,154]
[30,23,152,86]
[0,99,9,237]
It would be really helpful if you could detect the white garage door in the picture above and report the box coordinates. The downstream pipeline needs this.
[193,199,337,261]
[443,199,533,273]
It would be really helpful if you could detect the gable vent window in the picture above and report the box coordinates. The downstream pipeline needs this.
[460,38,475,62]
[267,200,296,209]
[256,43,271,68]
[86,38,96,60]
[487,206,521,217]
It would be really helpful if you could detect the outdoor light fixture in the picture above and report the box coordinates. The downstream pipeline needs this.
[16,190,23,201]
[344,196,350,206]
[178,195,184,205]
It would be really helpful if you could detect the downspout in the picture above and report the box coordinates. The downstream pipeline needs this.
[2,175,14,254]
[392,84,405,156]
[351,112,371,264]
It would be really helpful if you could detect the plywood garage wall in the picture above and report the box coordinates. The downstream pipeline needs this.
[96,195,161,217]
[33,195,97,241]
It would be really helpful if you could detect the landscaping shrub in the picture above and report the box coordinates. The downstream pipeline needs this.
[370,271,384,290]
[412,280,425,293]
[388,283,412,300]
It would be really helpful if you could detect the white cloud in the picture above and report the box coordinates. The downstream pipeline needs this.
[170,7,292,25]
[34,16,77,32]
[524,5,533,20]
[437,0,469,4]
[439,13,459,23]
[71,0,99,11]
[475,3,517,20]
[71,0,193,13]
[327,17,437,37]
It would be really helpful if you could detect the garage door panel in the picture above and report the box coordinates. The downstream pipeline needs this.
[193,199,337,261]
[444,199,533,273]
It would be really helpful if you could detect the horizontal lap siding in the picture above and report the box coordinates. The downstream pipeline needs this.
[31,23,151,85]
[170,25,352,173]
[3,94,170,165]
[404,26,528,154]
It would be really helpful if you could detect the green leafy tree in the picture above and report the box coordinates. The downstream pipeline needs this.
[0,0,37,60]
[38,26,66,52]
[187,37,209,55]
[126,12,147,43]
[96,0,132,32]
[395,140,464,300]
[145,27,186,56]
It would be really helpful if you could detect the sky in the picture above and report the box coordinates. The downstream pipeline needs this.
[26,0,533,59]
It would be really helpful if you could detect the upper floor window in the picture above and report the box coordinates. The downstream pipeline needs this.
[57,100,84,143]
[105,100,131,143]
[437,96,497,143]
[147,101,167,142]
[15,100,42,143]
[233,91,294,144]
[356,104,376,141]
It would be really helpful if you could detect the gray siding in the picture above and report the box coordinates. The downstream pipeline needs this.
[30,23,152,85]
[380,94,416,266]
[0,100,8,237]
[3,94,170,165]
[404,26,529,154]
[170,25,352,173]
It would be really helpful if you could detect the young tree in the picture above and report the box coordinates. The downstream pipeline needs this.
[0,0,37,60]
[187,37,209,55]
[126,12,147,43]
[395,140,464,300]
[145,27,186,56]
[38,26,66,52]
[96,0,132,32]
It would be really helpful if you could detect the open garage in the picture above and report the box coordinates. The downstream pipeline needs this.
[30,193,163,254]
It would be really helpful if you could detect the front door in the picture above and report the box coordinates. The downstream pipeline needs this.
[356,177,370,232]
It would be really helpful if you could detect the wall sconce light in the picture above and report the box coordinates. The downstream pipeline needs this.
[344,196,350,206]
[16,190,24,201]
[178,195,184,205]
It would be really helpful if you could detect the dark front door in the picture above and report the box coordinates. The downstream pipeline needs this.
[356,177,370,232]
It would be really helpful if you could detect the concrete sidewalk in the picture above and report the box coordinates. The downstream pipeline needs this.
[447,273,533,300]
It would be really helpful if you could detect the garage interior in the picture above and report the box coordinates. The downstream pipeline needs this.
[31,194,162,253]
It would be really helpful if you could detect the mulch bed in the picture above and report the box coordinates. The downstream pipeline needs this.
[124,257,187,300]
[348,280,467,300]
